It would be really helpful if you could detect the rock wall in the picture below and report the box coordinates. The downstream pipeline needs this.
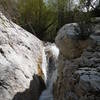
[0,12,46,100]
[53,23,100,100]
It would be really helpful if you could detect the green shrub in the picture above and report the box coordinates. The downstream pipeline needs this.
[17,0,57,41]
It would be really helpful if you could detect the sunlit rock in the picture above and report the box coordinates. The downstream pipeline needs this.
[0,12,46,100]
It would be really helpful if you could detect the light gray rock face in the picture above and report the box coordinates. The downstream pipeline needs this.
[55,23,89,59]
[54,23,100,100]
[0,12,46,100]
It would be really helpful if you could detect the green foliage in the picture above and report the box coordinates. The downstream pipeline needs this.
[0,0,58,41]
[0,0,97,41]
[16,0,57,41]
[73,10,91,39]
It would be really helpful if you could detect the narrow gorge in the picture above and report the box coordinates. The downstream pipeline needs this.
[0,11,100,100]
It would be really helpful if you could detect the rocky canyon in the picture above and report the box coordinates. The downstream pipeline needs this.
[0,11,100,100]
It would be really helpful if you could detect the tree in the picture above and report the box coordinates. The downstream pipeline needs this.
[17,0,59,41]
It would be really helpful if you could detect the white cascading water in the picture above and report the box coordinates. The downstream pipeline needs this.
[41,47,48,83]
[39,44,59,100]
[39,70,57,100]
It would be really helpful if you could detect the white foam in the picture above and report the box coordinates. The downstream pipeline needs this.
[39,44,59,100]
[41,47,48,83]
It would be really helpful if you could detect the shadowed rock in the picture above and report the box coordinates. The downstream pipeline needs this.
[13,75,46,100]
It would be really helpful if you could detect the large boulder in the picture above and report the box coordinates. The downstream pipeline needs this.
[0,12,46,100]
[55,23,89,59]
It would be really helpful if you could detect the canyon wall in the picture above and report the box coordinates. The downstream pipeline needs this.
[0,12,46,100]
[54,22,100,100]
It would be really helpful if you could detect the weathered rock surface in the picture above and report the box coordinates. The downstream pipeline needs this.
[0,12,46,100]
[55,23,89,59]
[54,23,100,100]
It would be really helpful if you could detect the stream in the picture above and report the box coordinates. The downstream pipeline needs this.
[39,44,59,100]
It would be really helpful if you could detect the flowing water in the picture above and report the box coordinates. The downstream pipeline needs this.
[41,47,48,83]
[39,44,59,100]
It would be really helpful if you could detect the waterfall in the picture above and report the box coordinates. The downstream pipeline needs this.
[39,44,59,100]
[41,47,48,83]
[39,70,57,100]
